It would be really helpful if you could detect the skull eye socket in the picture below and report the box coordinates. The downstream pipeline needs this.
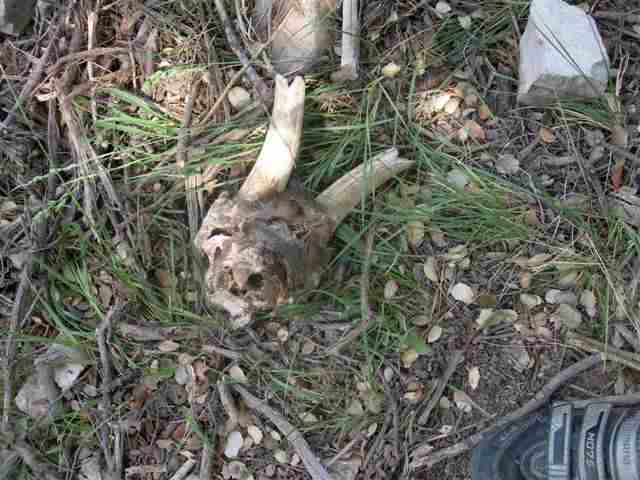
[247,273,263,289]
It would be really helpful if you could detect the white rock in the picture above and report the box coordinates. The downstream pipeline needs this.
[518,0,609,105]
[0,0,36,35]
[228,87,251,111]
[224,431,244,459]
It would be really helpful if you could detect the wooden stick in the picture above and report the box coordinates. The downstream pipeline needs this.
[410,353,603,470]
[234,385,331,480]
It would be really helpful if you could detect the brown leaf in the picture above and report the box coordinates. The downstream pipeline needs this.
[538,127,556,144]
[611,159,625,192]
[463,119,485,141]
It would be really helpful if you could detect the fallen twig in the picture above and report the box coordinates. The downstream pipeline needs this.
[566,331,640,371]
[1,258,34,434]
[213,0,271,103]
[410,353,602,470]
[46,47,133,75]
[0,11,63,130]
[96,302,126,477]
[417,350,465,425]
[234,385,331,480]
[177,79,203,239]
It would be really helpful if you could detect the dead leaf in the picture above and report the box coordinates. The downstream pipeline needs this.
[427,325,443,343]
[228,365,248,384]
[462,119,485,142]
[247,425,263,445]
[453,390,472,413]
[382,62,401,78]
[551,304,582,330]
[478,103,492,120]
[157,340,180,353]
[520,293,542,308]
[413,315,431,327]
[407,220,425,247]
[423,257,439,282]
[384,280,399,299]
[580,290,597,318]
[346,399,365,416]
[538,127,556,143]
[450,283,474,304]
[468,366,480,390]
[611,159,625,192]
[611,124,628,147]
[401,349,419,368]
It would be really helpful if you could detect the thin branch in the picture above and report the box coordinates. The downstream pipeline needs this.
[177,79,203,239]
[213,0,271,103]
[417,349,465,425]
[410,353,603,470]
[1,258,34,434]
[0,12,63,130]
[234,385,331,480]
[96,302,126,474]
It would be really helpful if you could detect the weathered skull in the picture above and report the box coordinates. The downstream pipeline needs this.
[194,190,334,328]
[194,75,414,329]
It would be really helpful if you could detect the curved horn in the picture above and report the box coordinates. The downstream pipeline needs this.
[238,75,306,202]
[315,148,415,225]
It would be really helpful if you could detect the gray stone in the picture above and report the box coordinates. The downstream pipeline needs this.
[518,0,609,105]
[0,0,37,35]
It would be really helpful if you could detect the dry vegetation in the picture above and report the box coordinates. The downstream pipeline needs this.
[2,0,640,479]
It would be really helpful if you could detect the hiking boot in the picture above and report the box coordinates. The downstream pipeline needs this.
[472,399,640,480]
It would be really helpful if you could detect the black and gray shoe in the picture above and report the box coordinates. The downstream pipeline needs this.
[472,399,640,480]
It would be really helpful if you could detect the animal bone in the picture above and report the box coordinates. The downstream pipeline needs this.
[195,75,414,329]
